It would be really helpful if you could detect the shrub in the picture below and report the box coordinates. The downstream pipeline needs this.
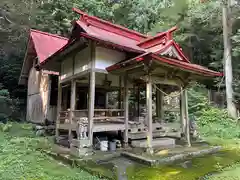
[187,84,240,139]
[0,88,21,122]
[197,107,240,139]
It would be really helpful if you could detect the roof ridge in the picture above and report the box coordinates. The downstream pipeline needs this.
[72,8,148,41]
[30,29,68,40]
[137,26,177,46]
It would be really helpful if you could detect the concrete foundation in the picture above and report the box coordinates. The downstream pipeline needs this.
[131,138,176,148]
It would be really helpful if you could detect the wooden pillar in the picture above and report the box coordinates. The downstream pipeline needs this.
[180,88,185,135]
[55,76,62,141]
[146,75,153,154]
[69,79,76,142]
[156,84,164,122]
[180,88,191,147]
[88,41,96,146]
[118,76,122,110]
[88,71,95,145]
[105,92,108,109]
[46,75,52,120]
[123,74,129,146]
[105,74,108,109]
[137,85,140,117]
[184,90,191,147]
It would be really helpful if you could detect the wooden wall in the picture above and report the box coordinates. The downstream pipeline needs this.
[74,47,91,74]
[27,67,57,124]
[95,46,126,70]
[60,45,127,87]
[60,46,91,81]
[27,67,43,123]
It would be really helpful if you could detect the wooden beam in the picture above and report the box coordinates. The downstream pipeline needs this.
[56,76,62,141]
[69,79,76,142]
[60,69,89,84]
[123,74,129,146]
[140,75,181,86]
[88,41,96,146]
[146,75,153,154]
[60,68,107,84]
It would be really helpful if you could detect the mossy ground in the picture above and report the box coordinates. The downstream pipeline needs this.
[0,123,99,180]
[124,137,240,180]
[126,148,240,180]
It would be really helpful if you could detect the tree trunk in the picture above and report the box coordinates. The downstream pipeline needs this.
[222,0,237,119]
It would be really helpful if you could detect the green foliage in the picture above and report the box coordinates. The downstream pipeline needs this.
[197,107,240,139]
[0,88,12,123]
[187,84,240,139]
[188,84,210,116]
[0,123,12,132]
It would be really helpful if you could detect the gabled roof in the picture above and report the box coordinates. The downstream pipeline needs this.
[19,29,68,85]
[73,8,148,42]
[75,21,145,53]
[137,26,177,48]
[33,8,221,79]
[30,29,68,63]
[72,8,190,62]
[72,8,147,53]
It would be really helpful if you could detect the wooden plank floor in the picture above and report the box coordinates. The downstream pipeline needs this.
[57,122,125,132]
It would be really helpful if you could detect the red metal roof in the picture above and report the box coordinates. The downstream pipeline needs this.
[106,53,223,77]
[137,26,177,48]
[30,29,68,63]
[74,20,145,52]
[73,8,148,42]
[151,54,223,77]
[72,9,190,62]
[34,8,222,78]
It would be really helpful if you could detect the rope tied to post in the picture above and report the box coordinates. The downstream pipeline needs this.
[154,84,186,98]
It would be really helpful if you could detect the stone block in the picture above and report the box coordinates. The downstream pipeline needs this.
[71,139,91,148]
[70,146,93,157]
[131,138,175,148]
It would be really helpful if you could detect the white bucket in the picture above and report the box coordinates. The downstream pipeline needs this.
[100,140,108,152]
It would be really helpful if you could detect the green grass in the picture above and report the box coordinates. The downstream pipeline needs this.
[0,123,99,180]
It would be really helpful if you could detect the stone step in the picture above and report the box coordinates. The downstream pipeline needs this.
[131,138,176,148]
[128,131,181,140]
[70,146,93,157]
[71,139,91,148]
